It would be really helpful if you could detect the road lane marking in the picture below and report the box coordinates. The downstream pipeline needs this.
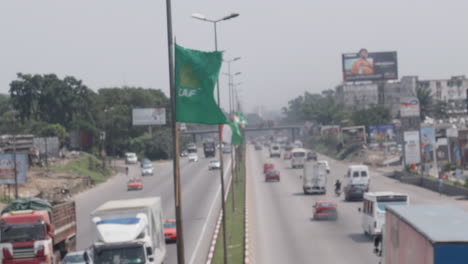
[189,158,232,264]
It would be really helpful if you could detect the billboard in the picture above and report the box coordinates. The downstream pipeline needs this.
[342,49,398,82]
[400,97,420,117]
[341,126,366,145]
[404,131,420,165]
[368,124,397,146]
[0,154,27,184]
[420,127,435,163]
[132,108,166,126]
[320,125,340,137]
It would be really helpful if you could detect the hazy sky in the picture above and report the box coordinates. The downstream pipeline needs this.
[1,0,467,113]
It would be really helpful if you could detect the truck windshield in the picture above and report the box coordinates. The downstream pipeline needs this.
[1,223,46,242]
[292,152,305,157]
[94,246,146,264]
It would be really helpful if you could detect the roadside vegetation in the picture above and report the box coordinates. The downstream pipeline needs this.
[213,149,246,264]
[51,153,114,184]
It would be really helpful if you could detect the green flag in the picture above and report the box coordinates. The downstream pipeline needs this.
[229,122,242,145]
[175,44,227,124]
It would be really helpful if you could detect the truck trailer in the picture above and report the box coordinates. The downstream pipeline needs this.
[0,198,77,264]
[90,197,166,264]
[203,142,216,158]
[302,162,327,194]
[376,204,468,264]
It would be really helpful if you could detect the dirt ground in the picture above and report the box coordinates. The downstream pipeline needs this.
[0,154,107,204]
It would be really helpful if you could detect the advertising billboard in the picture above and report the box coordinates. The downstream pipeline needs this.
[404,131,420,165]
[341,126,366,145]
[321,125,340,138]
[132,108,166,126]
[368,124,397,146]
[342,49,398,82]
[420,127,435,163]
[0,154,27,184]
[400,97,420,117]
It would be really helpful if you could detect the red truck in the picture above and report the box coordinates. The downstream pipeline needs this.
[0,198,77,264]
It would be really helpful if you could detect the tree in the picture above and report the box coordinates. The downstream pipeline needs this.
[416,87,433,121]
[432,100,449,119]
[351,105,392,127]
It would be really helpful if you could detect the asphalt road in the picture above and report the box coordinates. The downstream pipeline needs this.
[74,151,232,264]
[248,145,468,264]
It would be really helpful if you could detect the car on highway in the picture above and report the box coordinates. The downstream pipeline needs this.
[62,250,92,264]
[313,200,338,220]
[188,153,199,162]
[254,144,263,151]
[141,163,154,176]
[140,158,151,167]
[263,162,274,173]
[127,177,143,191]
[318,160,330,173]
[208,160,221,170]
[125,152,138,164]
[164,219,177,243]
[180,150,188,157]
[283,151,292,160]
[265,170,280,182]
[344,184,367,201]
[307,151,317,161]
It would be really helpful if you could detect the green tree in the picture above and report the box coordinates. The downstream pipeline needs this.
[432,100,449,119]
[416,87,433,121]
[351,105,391,127]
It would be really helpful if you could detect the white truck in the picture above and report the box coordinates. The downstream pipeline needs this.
[303,162,328,194]
[89,197,166,264]
[291,148,307,168]
[269,143,281,158]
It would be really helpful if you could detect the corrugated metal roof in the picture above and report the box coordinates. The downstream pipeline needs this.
[387,204,468,243]
[92,197,161,214]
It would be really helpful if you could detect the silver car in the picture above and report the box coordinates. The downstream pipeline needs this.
[62,250,92,264]
[208,160,221,170]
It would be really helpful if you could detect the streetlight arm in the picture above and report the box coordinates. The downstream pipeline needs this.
[222,13,239,20]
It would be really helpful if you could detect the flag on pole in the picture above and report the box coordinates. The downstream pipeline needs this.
[175,44,227,124]
[220,122,242,145]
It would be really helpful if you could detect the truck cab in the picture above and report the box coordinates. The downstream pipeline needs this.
[0,210,55,264]
[90,241,153,264]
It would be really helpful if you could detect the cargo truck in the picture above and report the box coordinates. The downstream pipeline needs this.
[203,142,216,158]
[90,197,166,264]
[302,162,327,194]
[374,204,468,264]
[0,197,77,264]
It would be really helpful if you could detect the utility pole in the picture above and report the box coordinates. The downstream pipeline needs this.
[13,136,18,199]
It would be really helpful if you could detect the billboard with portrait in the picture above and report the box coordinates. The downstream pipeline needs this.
[368,124,397,146]
[341,126,366,145]
[420,127,435,163]
[342,49,398,82]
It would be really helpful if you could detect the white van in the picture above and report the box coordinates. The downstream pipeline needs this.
[269,144,281,158]
[361,192,409,237]
[291,148,307,168]
[345,165,370,187]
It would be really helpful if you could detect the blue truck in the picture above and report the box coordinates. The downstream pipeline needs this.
[375,204,468,264]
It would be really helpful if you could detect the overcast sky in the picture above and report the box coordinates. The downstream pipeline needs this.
[1,0,467,113]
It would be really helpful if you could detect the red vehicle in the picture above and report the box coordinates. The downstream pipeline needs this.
[313,200,338,220]
[0,199,77,264]
[263,162,274,173]
[265,170,280,182]
[164,219,177,242]
[127,177,143,191]
[283,152,292,160]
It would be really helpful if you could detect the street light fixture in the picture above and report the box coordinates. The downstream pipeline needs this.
[191,12,239,264]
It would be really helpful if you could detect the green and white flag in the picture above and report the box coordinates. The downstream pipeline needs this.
[221,122,242,145]
[175,44,227,124]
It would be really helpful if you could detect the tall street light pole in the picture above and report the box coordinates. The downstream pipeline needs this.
[224,57,241,115]
[192,12,239,264]
[165,1,186,263]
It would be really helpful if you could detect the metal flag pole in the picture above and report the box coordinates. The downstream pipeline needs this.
[165,0,185,263]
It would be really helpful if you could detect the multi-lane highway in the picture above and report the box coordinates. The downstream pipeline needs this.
[74,152,232,264]
[247,145,468,263]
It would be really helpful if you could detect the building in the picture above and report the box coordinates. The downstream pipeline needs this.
[335,75,468,118]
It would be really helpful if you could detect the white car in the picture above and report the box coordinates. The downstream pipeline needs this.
[125,152,138,164]
[141,163,154,176]
[318,160,330,173]
[62,250,92,264]
[188,153,199,162]
[208,160,221,170]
